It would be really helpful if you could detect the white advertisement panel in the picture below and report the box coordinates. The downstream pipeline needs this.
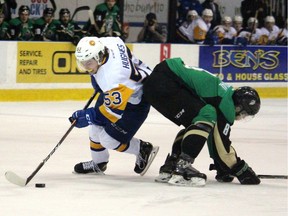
[123,0,168,24]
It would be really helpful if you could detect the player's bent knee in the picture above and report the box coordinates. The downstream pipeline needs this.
[193,104,217,125]
[98,129,122,150]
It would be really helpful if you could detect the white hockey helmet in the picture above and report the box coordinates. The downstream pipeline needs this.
[202,9,213,17]
[248,17,258,25]
[222,16,232,23]
[187,10,198,18]
[75,37,106,65]
[234,15,243,23]
[265,16,275,23]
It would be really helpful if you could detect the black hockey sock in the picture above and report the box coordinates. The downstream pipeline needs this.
[171,129,185,156]
[181,123,212,158]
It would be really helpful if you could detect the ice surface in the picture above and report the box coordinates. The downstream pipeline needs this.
[0,99,287,216]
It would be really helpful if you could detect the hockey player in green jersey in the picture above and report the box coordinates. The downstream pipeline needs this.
[34,8,60,41]
[9,5,34,41]
[55,8,83,45]
[0,11,10,40]
[83,0,126,40]
[143,57,261,187]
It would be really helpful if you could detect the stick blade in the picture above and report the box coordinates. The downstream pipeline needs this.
[5,171,27,187]
[258,174,288,179]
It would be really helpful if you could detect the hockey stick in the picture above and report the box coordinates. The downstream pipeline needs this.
[5,91,97,187]
[258,174,288,179]
[248,10,259,44]
[71,6,90,21]
[88,9,100,33]
[50,0,56,11]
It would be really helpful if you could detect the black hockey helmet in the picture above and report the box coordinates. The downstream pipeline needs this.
[44,7,54,16]
[233,86,261,116]
[18,5,30,15]
[59,8,70,17]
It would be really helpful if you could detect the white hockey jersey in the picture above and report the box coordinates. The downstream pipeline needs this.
[260,25,280,44]
[238,28,262,44]
[214,25,237,40]
[93,37,151,123]
[178,17,211,44]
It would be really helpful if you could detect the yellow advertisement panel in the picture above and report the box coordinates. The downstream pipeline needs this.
[17,42,90,83]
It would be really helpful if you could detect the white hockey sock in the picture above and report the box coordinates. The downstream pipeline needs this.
[91,148,110,164]
[124,137,140,155]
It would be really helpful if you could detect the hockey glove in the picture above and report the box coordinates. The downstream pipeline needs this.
[231,160,261,185]
[69,108,97,128]
[209,162,234,183]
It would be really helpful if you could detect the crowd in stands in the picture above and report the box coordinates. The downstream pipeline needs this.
[0,0,287,46]
[175,0,287,45]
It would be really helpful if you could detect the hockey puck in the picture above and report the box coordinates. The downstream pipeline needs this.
[35,183,45,188]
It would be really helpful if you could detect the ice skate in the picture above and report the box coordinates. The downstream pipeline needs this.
[168,153,206,187]
[74,160,107,175]
[155,153,178,183]
[134,140,159,176]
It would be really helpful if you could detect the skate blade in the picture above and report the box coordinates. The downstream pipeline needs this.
[72,171,105,175]
[155,173,172,183]
[140,146,160,176]
[168,174,206,187]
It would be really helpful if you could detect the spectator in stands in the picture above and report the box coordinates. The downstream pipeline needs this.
[9,5,34,41]
[237,17,262,45]
[241,0,258,28]
[214,16,237,44]
[55,8,83,45]
[176,0,202,27]
[34,8,60,41]
[241,0,268,28]
[201,0,221,28]
[83,0,127,40]
[137,12,167,43]
[254,0,269,28]
[259,16,280,45]
[0,11,10,40]
[233,15,244,34]
[0,0,17,22]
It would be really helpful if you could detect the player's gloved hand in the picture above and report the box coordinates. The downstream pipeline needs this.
[69,108,97,128]
[209,162,234,183]
[231,160,261,185]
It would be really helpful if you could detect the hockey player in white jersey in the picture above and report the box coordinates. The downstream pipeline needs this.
[260,16,280,45]
[176,9,213,44]
[213,16,237,44]
[70,36,159,176]
[237,17,262,45]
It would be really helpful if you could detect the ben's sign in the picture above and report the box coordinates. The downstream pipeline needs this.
[199,46,287,82]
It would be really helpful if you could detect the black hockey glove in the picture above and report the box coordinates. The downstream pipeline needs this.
[231,160,261,185]
[209,162,234,183]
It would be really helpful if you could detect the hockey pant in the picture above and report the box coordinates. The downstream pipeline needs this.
[88,99,150,164]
